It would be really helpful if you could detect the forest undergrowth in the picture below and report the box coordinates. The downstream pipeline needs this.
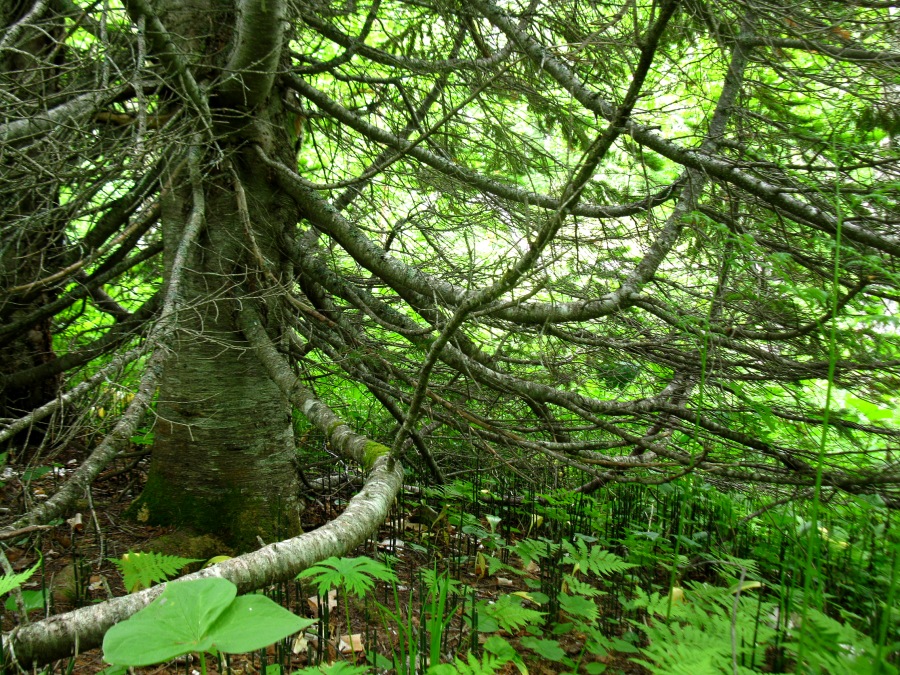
[2,436,898,675]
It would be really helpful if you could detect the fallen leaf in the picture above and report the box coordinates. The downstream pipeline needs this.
[307,589,338,614]
[291,635,308,654]
[338,634,365,654]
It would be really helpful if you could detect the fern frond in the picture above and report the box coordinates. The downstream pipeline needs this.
[111,551,200,593]
[475,594,544,633]
[297,556,398,598]
[562,540,634,577]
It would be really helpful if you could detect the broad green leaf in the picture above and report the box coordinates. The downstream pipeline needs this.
[103,578,236,665]
[4,588,46,612]
[206,594,315,653]
[520,636,566,662]
[103,577,312,666]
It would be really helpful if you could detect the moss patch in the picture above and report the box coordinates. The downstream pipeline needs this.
[139,531,233,561]
[362,440,390,471]
[126,471,301,551]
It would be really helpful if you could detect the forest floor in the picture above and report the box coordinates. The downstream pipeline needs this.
[1,444,645,675]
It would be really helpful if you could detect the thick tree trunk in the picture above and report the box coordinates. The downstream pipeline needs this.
[0,0,64,453]
[124,0,304,549]
[131,147,303,550]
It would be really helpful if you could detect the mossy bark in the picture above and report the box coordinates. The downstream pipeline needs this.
[128,0,304,551]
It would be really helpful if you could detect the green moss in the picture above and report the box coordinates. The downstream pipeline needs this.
[326,419,343,437]
[139,531,233,560]
[362,440,389,471]
[126,471,301,552]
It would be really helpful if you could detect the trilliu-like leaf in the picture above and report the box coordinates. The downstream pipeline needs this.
[103,578,316,666]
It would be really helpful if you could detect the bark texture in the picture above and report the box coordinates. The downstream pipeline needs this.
[131,154,303,547]
[125,0,305,549]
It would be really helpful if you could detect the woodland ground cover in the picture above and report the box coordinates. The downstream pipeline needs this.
[2,431,898,673]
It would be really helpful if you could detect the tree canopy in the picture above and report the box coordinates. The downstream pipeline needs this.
[2,0,900,654]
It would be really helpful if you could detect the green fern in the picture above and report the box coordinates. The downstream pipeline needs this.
[564,574,605,598]
[785,608,898,675]
[110,551,200,593]
[0,559,39,597]
[512,537,558,566]
[630,584,780,674]
[559,592,599,626]
[633,618,735,674]
[473,594,544,633]
[562,539,634,577]
[296,555,398,598]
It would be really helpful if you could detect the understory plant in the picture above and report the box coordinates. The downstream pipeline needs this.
[102,577,315,674]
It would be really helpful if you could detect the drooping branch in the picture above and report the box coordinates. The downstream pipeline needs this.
[0,291,160,394]
[284,75,683,221]
[0,142,207,529]
[471,0,900,257]
[0,88,124,145]
[0,242,163,342]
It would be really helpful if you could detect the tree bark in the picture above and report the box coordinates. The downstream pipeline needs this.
[124,0,305,549]
[0,0,65,453]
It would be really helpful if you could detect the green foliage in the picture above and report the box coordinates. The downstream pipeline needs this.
[4,589,47,612]
[562,539,634,577]
[83,479,899,673]
[292,663,371,675]
[102,577,315,666]
[296,556,398,598]
[110,551,201,593]
[471,594,544,633]
[559,592,599,625]
[785,608,898,675]
[427,636,524,675]
[519,636,567,662]
[0,559,39,598]
[630,584,777,674]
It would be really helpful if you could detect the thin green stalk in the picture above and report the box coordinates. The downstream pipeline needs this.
[874,543,899,673]
[796,145,844,671]
[428,570,451,667]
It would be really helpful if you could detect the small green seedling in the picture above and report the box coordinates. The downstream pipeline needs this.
[1,556,42,617]
[103,577,315,673]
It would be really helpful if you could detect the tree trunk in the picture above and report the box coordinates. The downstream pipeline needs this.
[0,0,64,454]
[129,142,303,549]
[125,0,304,550]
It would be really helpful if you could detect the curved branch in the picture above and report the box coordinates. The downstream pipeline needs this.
[0,291,160,394]
[217,0,286,107]
[0,88,122,144]
[284,75,682,221]
[470,0,900,256]
[3,443,401,667]
[0,241,163,342]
